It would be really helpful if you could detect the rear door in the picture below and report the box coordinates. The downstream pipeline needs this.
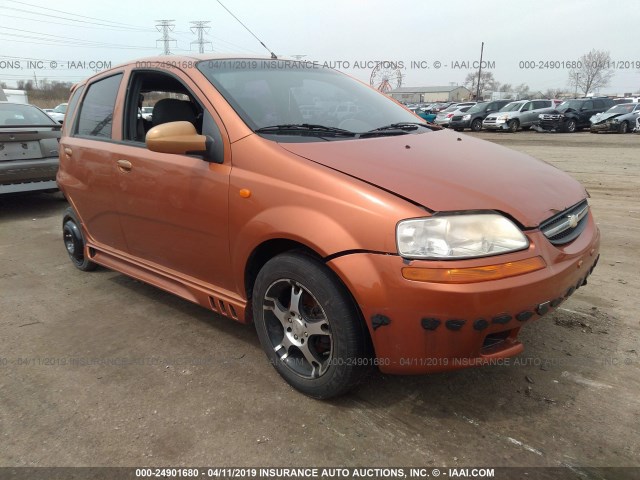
[59,73,128,251]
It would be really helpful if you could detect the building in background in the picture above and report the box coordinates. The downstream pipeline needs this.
[388,85,471,103]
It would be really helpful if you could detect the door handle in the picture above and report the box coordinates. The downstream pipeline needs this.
[116,159,133,172]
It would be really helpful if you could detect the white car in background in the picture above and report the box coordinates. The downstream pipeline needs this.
[47,103,68,123]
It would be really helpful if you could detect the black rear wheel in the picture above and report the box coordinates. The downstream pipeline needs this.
[62,207,97,271]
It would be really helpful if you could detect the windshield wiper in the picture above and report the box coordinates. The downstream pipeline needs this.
[255,124,356,136]
[366,122,429,132]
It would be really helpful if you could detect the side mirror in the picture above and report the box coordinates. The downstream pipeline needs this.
[146,121,216,160]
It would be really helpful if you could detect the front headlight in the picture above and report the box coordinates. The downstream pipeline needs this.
[497,114,509,121]
[396,214,529,259]
[462,114,471,121]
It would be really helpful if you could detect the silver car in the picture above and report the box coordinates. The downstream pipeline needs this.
[434,103,476,127]
[483,99,560,132]
[0,102,61,194]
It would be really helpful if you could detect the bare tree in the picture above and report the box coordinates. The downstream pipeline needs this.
[568,50,614,96]
[499,83,512,92]
[543,88,569,99]
[515,83,531,99]
[464,71,499,98]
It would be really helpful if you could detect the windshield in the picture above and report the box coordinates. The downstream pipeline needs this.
[465,103,486,114]
[0,103,57,126]
[53,103,67,113]
[441,105,460,113]
[558,100,583,111]
[499,102,525,112]
[606,104,636,114]
[197,59,423,134]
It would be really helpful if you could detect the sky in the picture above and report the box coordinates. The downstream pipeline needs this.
[1,0,639,95]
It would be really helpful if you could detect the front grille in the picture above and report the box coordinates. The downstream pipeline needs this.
[540,200,589,245]
[484,117,497,124]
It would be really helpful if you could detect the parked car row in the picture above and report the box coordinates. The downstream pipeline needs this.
[407,97,640,134]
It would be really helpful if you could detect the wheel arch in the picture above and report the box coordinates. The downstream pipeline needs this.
[242,238,375,358]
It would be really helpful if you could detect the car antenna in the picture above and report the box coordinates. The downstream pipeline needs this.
[214,0,278,59]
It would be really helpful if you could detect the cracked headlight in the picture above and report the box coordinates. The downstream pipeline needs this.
[397,214,529,259]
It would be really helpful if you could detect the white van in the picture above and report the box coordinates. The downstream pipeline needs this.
[0,89,29,104]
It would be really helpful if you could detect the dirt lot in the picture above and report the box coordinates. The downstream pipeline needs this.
[0,131,638,474]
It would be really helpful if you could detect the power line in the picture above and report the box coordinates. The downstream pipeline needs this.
[0,13,156,32]
[0,5,153,31]
[156,20,177,55]
[5,0,155,29]
[190,21,212,54]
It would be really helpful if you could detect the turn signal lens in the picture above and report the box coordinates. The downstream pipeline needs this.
[402,256,546,283]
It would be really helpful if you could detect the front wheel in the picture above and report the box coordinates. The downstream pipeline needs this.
[470,118,483,132]
[507,119,519,133]
[252,252,369,399]
[619,121,629,134]
[564,119,577,133]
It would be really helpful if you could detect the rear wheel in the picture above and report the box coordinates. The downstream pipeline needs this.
[507,119,519,133]
[252,252,369,399]
[62,207,97,271]
[470,118,483,132]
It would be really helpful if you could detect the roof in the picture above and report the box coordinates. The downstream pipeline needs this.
[389,86,470,94]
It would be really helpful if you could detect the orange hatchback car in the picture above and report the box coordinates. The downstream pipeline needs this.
[58,56,600,398]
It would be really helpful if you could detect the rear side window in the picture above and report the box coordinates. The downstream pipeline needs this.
[582,101,594,110]
[533,100,549,109]
[75,74,122,139]
[593,100,604,109]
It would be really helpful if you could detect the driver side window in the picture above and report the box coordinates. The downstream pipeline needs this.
[124,70,205,144]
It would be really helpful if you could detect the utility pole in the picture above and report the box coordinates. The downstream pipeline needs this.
[33,72,38,89]
[475,42,484,101]
[190,21,212,54]
[155,20,177,55]
[574,73,580,97]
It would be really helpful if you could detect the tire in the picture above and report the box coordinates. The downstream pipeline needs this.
[470,118,483,132]
[507,119,519,133]
[619,121,629,134]
[564,119,577,133]
[252,252,369,399]
[62,207,97,271]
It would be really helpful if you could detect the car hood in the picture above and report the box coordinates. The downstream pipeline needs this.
[278,130,586,228]
[590,112,623,124]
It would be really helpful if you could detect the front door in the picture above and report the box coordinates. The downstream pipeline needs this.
[111,69,233,291]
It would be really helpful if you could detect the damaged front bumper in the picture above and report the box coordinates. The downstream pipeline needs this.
[327,214,600,374]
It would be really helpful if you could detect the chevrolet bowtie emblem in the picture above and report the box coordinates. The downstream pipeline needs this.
[567,214,579,228]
